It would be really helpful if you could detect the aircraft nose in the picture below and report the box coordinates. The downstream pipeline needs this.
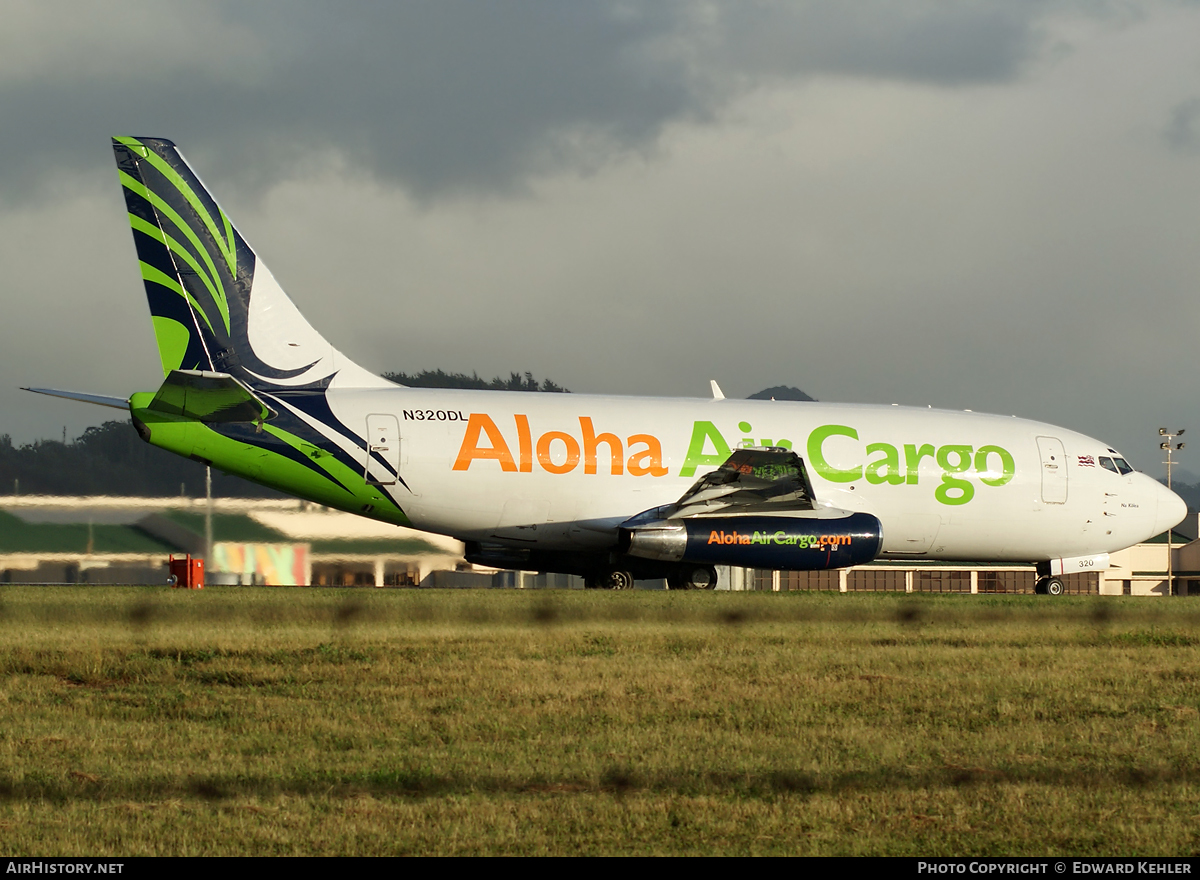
[1154,481,1188,537]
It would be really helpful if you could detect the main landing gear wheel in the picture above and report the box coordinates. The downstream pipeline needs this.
[668,564,718,591]
[588,568,634,590]
[1035,576,1065,596]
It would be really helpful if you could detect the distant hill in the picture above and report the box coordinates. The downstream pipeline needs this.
[383,370,568,392]
[747,386,816,401]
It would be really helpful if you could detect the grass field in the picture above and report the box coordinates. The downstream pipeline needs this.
[2,586,1199,856]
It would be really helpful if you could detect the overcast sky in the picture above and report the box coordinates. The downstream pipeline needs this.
[3,1,1200,477]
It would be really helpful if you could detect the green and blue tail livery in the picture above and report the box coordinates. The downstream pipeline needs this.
[113,136,410,524]
[113,136,388,392]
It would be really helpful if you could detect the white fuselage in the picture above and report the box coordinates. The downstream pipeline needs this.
[313,387,1186,563]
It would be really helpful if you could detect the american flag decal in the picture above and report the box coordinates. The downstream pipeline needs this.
[1077,455,1096,467]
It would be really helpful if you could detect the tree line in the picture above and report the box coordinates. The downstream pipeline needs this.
[382,369,568,392]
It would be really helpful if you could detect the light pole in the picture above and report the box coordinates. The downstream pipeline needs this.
[205,465,213,568]
[1160,428,1185,596]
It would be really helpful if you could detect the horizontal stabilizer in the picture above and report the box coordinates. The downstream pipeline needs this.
[22,387,129,410]
[147,369,276,423]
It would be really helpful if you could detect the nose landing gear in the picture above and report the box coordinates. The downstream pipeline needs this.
[1035,576,1065,596]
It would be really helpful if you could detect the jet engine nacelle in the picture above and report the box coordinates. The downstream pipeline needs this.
[620,512,884,571]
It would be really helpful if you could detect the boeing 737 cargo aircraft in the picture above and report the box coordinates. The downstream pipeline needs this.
[26,137,1188,593]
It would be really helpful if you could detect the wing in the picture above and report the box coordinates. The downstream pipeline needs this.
[667,446,817,518]
[619,447,884,569]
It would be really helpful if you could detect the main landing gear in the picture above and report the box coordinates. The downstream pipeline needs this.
[667,564,718,591]
[585,568,635,590]
[584,563,719,590]
[1034,576,1065,596]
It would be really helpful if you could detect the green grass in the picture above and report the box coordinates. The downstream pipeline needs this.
[1,587,1199,855]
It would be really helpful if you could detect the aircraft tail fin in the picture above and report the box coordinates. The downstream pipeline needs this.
[112,136,388,391]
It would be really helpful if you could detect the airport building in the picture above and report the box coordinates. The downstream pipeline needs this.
[0,495,462,587]
[0,495,1195,595]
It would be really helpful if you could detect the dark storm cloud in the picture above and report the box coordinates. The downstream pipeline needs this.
[0,1,1050,202]
[715,1,1042,85]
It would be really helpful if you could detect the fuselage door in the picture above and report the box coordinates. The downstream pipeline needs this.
[365,413,400,486]
[1036,436,1067,504]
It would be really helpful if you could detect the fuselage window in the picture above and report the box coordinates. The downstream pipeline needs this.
[1113,458,1133,475]
[1099,456,1118,473]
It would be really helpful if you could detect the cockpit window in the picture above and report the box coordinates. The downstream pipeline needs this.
[1113,458,1133,475]
[1099,456,1118,473]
